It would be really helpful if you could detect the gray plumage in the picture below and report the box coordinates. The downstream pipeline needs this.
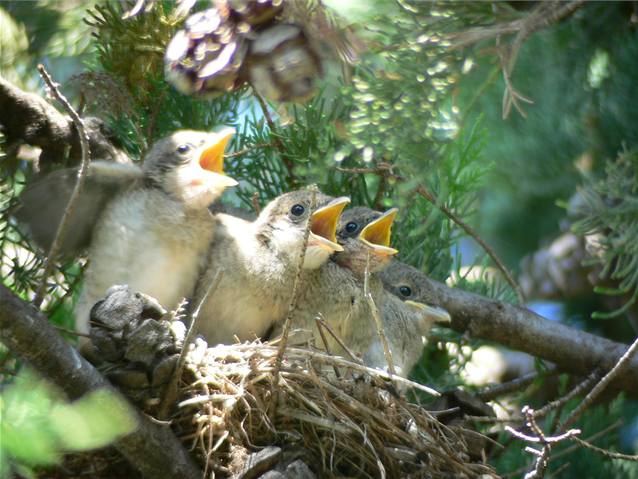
[196,190,349,345]
[14,161,142,256]
[74,129,237,336]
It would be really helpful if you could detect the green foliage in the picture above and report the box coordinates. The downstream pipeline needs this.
[572,149,638,318]
[0,371,136,478]
[457,2,638,267]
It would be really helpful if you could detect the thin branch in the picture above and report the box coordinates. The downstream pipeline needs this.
[314,316,341,378]
[158,269,224,420]
[271,189,317,410]
[415,184,525,304]
[364,252,396,375]
[33,65,91,308]
[0,284,202,478]
[336,163,525,304]
[475,368,555,402]
[315,316,362,363]
[570,436,638,462]
[532,371,600,420]
[252,88,298,187]
[560,334,638,431]
[225,142,273,159]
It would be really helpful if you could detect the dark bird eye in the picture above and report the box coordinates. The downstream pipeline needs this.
[177,144,190,154]
[345,222,358,234]
[399,285,412,298]
[290,204,305,216]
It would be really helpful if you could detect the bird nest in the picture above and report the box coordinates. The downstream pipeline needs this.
[172,338,497,478]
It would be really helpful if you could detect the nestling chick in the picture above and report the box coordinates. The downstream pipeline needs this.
[278,207,400,361]
[75,129,237,336]
[334,207,450,376]
[196,190,350,344]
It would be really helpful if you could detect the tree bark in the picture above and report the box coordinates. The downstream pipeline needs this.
[388,263,638,395]
[0,284,202,479]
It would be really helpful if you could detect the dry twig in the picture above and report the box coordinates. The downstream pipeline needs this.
[33,65,91,308]
[159,269,224,420]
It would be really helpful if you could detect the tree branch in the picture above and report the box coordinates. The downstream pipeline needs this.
[0,284,202,479]
[388,262,638,395]
[0,75,128,169]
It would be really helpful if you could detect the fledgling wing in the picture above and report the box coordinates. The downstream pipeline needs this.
[14,161,143,257]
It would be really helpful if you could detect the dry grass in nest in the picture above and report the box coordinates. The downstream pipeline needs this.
[173,339,498,478]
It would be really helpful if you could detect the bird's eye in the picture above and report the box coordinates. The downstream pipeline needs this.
[345,222,358,234]
[290,204,305,216]
[177,144,190,154]
[398,285,412,298]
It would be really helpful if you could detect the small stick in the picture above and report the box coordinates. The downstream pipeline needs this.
[315,317,362,363]
[251,191,261,215]
[560,334,638,431]
[271,188,317,409]
[252,88,297,187]
[33,65,91,308]
[225,142,273,158]
[314,317,341,378]
[363,251,396,376]
[158,269,224,420]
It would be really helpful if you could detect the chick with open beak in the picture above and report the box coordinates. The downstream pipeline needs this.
[330,206,450,376]
[75,129,238,337]
[196,190,349,345]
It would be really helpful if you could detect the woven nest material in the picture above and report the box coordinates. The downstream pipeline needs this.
[173,339,498,478]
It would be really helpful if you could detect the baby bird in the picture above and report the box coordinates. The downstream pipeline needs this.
[75,129,237,335]
[334,207,450,376]
[196,190,350,344]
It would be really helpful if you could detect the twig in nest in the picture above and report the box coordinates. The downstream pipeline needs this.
[158,269,224,420]
[315,316,362,363]
[314,316,341,378]
[271,188,317,410]
[560,334,638,431]
[252,88,297,187]
[33,65,91,309]
[363,251,396,376]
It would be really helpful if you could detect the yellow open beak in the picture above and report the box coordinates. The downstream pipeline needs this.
[359,207,399,256]
[309,196,350,252]
[405,300,451,323]
[199,128,237,186]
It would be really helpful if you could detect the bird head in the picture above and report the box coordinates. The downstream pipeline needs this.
[143,128,238,208]
[335,206,399,277]
[256,190,350,270]
[378,261,422,302]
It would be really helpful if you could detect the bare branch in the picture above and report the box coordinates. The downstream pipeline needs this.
[32,65,92,308]
[560,334,638,431]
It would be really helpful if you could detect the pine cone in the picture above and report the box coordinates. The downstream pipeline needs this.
[228,0,284,26]
[246,23,321,102]
[164,8,248,97]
